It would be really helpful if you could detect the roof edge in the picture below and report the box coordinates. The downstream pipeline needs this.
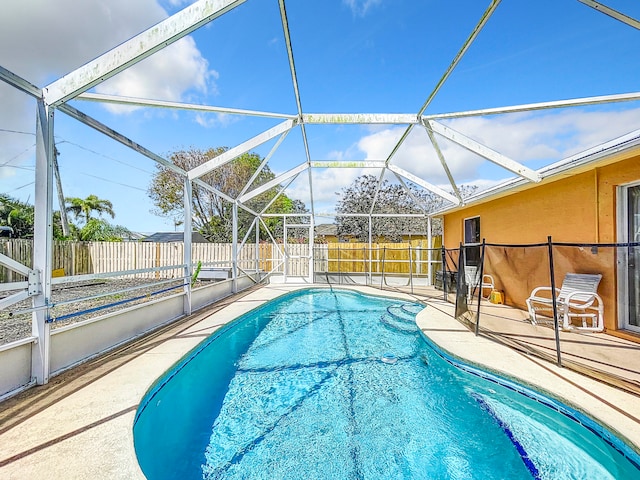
[434,128,640,216]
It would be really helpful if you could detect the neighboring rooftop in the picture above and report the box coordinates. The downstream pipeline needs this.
[142,232,210,243]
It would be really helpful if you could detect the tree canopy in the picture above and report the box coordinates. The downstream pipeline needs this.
[65,195,115,224]
[335,175,477,242]
[1,194,35,238]
[148,147,308,242]
[1,193,128,241]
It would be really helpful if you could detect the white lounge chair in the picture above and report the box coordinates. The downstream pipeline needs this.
[526,273,604,332]
[464,266,495,301]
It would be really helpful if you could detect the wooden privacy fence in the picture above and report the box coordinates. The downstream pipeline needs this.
[1,238,442,282]
[0,240,271,282]
[315,239,441,275]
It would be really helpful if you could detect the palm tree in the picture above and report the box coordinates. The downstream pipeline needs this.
[79,218,131,241]
[0,194,35,238]
[65,195,115,225]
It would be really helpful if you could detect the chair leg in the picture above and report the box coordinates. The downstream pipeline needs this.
[526,300,536,324]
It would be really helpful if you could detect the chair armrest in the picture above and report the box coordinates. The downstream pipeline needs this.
[527,286,559,302]
[564,291,603,311]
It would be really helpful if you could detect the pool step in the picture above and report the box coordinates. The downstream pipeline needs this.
[400,303,423,316]
[386,304,419,324]
[380,313,417,333]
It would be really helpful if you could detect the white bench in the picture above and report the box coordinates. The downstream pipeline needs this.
[198,267,232,281]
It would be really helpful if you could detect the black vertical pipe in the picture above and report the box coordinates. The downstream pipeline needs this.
[474,238,486,336]
[455,242,463,316]
[548,235,562,367]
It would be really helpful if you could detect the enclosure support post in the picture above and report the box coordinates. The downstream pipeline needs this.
[32,99,54,385]
[283,216,288,282]
[548,236,562,366]
[337,243,341,285]
[380,247,386,289]
[232,202,238,293]
[427,216,433,286]
[409,243,414,294]
[183,178,193,316]
[255,217,260,279]
[368,215,373,286]
[363,247,366,285]
[308,221,313,283]
[474,239,486,336]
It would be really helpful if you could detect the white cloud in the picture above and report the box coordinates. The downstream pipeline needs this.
[96,37,216,114]
[165,0,193,6]
[340,107,640,187]
[0,0,168,83]
[343,0,383,17]
[0,0,216,139]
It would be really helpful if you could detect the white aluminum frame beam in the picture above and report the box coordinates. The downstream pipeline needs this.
[424,91,640,120]
[59,104,186,176]
[60,103,261,216]
[577,0,640,30]
[311,212,428,218]
[261,213,312,218]
[0,252,31,277]
[278,0,315,216]
[239,130,291,197]
[302,113,418,124]
[391,171,429,214]
[371,1,502,214]
[427,119,541,183]
[0,65,41,98]
[310,161,386,168]
[259,173,300,215]
[417,0,502,116]
[44,0,246,106]
[388,164,460,205]
[0,290,29,311]
[239,163,308,203]
[32,99,54,384]
[424,124,462,201]
[188,119,295,180]
[324,213,427,218]
[183,179,193,316]
[77,92,296,120]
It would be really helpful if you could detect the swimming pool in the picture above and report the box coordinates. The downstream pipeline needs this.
[133,288,640,479]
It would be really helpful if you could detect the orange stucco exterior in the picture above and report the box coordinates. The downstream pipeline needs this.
[442,149,640,334]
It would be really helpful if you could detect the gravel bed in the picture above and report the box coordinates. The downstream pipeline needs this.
[0,278,191,346]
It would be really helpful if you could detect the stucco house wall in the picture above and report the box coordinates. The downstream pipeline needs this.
[441,149,640,334]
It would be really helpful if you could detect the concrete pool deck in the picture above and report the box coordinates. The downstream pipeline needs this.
[0,283,639,478]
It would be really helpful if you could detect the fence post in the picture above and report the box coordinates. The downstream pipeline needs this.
[548,235,562,367]
[474,239,486,336]
[337,244,341,285]
[409,243,414,294]
[380,246,386,289]
[362,247,366,285]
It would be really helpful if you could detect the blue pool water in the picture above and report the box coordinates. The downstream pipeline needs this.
[133,288,640,479]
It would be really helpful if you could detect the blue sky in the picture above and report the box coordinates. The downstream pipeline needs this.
[1,0,640,232]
